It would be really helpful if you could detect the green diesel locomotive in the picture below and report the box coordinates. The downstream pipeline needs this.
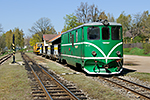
[61,20,123,75]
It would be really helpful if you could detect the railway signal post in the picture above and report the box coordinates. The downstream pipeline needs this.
[11,34,16,63]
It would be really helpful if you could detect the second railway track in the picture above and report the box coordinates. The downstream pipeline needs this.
[21,52,87,100]
[98,76,150,100]
[0,53,12,65]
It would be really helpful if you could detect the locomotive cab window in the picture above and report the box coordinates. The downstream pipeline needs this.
[111,26,121,40]
[87,27,100,40]
[70,33,72,43]
[102,27,110,40]
[76,31,78,42]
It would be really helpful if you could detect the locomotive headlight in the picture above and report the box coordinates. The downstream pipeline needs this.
[116,51,121,56]
[92,51,97,57]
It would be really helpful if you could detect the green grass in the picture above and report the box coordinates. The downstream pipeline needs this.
[0,52,9,57]
[123,47,150,56]
[0,53,32,100]
[126,72,150,82]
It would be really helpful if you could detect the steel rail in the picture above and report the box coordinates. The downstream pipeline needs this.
[0,54,12,65]
[40,66,80,100]
[22,54,53,100]
[23,53,80,100]
[98,76,150,100]
[113,76,150,91]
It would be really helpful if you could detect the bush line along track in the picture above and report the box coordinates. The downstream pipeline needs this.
[98,76,150,100]
[22,53,87,100]
[0,53,12,65]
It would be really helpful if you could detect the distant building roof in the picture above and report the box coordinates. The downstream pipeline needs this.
[43,34,59,41]
[48,34,61,42]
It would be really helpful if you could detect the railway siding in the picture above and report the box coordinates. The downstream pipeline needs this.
[98,76,150,100]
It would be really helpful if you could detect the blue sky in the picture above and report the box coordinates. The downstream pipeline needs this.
[0,0,149,37]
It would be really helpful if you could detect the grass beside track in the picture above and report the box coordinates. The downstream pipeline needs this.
[0,53,32,100]
[126,72,150,82]
[27,53,128,100]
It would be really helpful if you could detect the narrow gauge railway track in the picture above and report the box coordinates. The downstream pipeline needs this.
[22,53,87,100]
[0,53,12,65]
[98,76,150,100]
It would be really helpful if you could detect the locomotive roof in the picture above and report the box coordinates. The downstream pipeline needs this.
[62,22,122,35]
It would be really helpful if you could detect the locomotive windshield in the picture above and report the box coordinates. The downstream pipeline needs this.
[111,26,121,40]
[102,27,110,40]
[87,27,100,40]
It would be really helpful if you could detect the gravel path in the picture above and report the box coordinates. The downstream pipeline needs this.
[124,55,150,73]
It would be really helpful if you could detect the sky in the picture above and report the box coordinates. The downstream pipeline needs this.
[0,0,149,37]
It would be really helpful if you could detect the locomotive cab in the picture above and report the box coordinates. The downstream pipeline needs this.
[83,24,123,74]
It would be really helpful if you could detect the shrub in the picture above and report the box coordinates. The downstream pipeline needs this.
[133,36,142,43]
[123,48,132,53]
[129,47,144,55]
[143,43,150,54]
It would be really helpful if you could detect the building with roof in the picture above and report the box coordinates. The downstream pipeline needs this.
[48,33,61,45]
[43,34,59,46]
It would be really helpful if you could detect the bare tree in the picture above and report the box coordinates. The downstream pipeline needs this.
[76,2,90,23]
[88,4,100,22]
[131,13,143,39]
[107,13,115,22]
[0,24,3,34]
[24,36,31,48]
[29,17,56,38]
[76,2,106,23]
[130,11,150,39]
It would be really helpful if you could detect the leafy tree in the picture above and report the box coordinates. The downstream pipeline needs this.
[46,26,57,34]
[98,11,108,20]
[132,36,142,43]
[29,17,56,39]
[62,13,83,32]
[141,11,150,37]
[5,28,24,49]
[116,12,132,38]
[0,24,5,52]
[29,33,42,46]
[0,33,6,52]
[13,28,24,48]
[5,30,13,49]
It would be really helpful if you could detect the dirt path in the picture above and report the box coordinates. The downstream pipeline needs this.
[124,55,150,73]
